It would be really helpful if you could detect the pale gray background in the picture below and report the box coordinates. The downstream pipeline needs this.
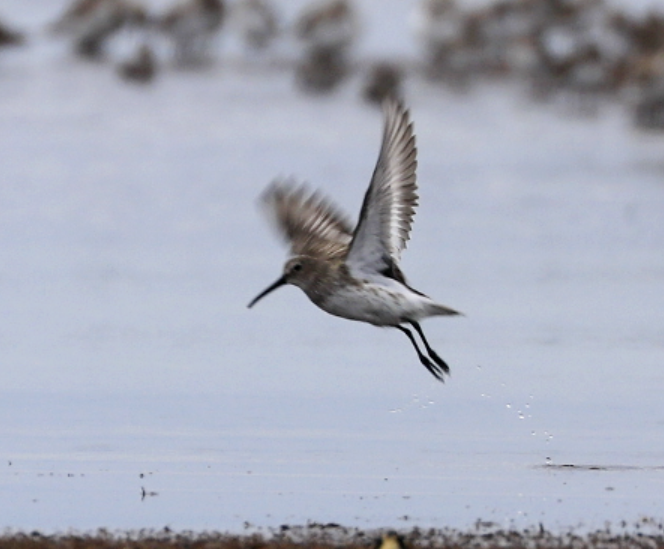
[1,0,663,534]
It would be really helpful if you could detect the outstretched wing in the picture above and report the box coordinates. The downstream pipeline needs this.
[260,179,354,259]
[345,99,418,277]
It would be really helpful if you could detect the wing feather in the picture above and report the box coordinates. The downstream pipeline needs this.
[345,99,418,276]
[260,179,353,259]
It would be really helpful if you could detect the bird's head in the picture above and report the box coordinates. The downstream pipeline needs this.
[247,256,320,308]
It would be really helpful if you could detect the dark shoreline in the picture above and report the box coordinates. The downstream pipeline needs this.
[2,522,664,549]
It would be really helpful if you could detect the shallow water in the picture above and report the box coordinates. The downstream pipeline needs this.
[1,0,664,535]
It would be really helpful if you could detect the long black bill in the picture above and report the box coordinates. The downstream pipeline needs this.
[247,275,287,308]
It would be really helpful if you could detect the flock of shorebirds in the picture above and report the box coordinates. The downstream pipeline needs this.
[2,0,664,121]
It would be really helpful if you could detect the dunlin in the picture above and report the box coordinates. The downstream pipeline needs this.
[117,43,157,83]
[51,0,147,59]
[295,0,358,54]
[159,0,225,66]
[232,0,279,52]
[362,62,403,104]
[294,0,358,93]
[0,18,25,47]
[248,99,461,382]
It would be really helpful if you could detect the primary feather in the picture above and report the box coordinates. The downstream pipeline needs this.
[346,99,418,276]
[260,179,353,260]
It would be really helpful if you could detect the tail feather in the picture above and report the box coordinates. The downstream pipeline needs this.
[430,302,462,317]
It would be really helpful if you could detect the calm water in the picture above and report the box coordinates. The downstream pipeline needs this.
[1,0,663,535]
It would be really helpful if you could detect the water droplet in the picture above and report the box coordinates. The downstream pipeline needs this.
[506,403,512,409]
[517,410,525,420]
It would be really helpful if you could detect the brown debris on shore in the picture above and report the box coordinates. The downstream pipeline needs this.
[1,522,664,549]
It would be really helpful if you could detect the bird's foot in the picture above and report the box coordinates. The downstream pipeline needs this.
[426,348,450,375]
[417,353,447,382]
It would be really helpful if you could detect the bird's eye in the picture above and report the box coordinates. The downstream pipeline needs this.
[292,262,303,273]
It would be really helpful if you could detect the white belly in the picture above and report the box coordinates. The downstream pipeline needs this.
[316,282,429,326]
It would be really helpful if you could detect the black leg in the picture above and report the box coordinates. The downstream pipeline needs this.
[395,325,446,382]
[409,321,451,376]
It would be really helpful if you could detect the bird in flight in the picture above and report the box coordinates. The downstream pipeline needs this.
[248,99,461,381]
